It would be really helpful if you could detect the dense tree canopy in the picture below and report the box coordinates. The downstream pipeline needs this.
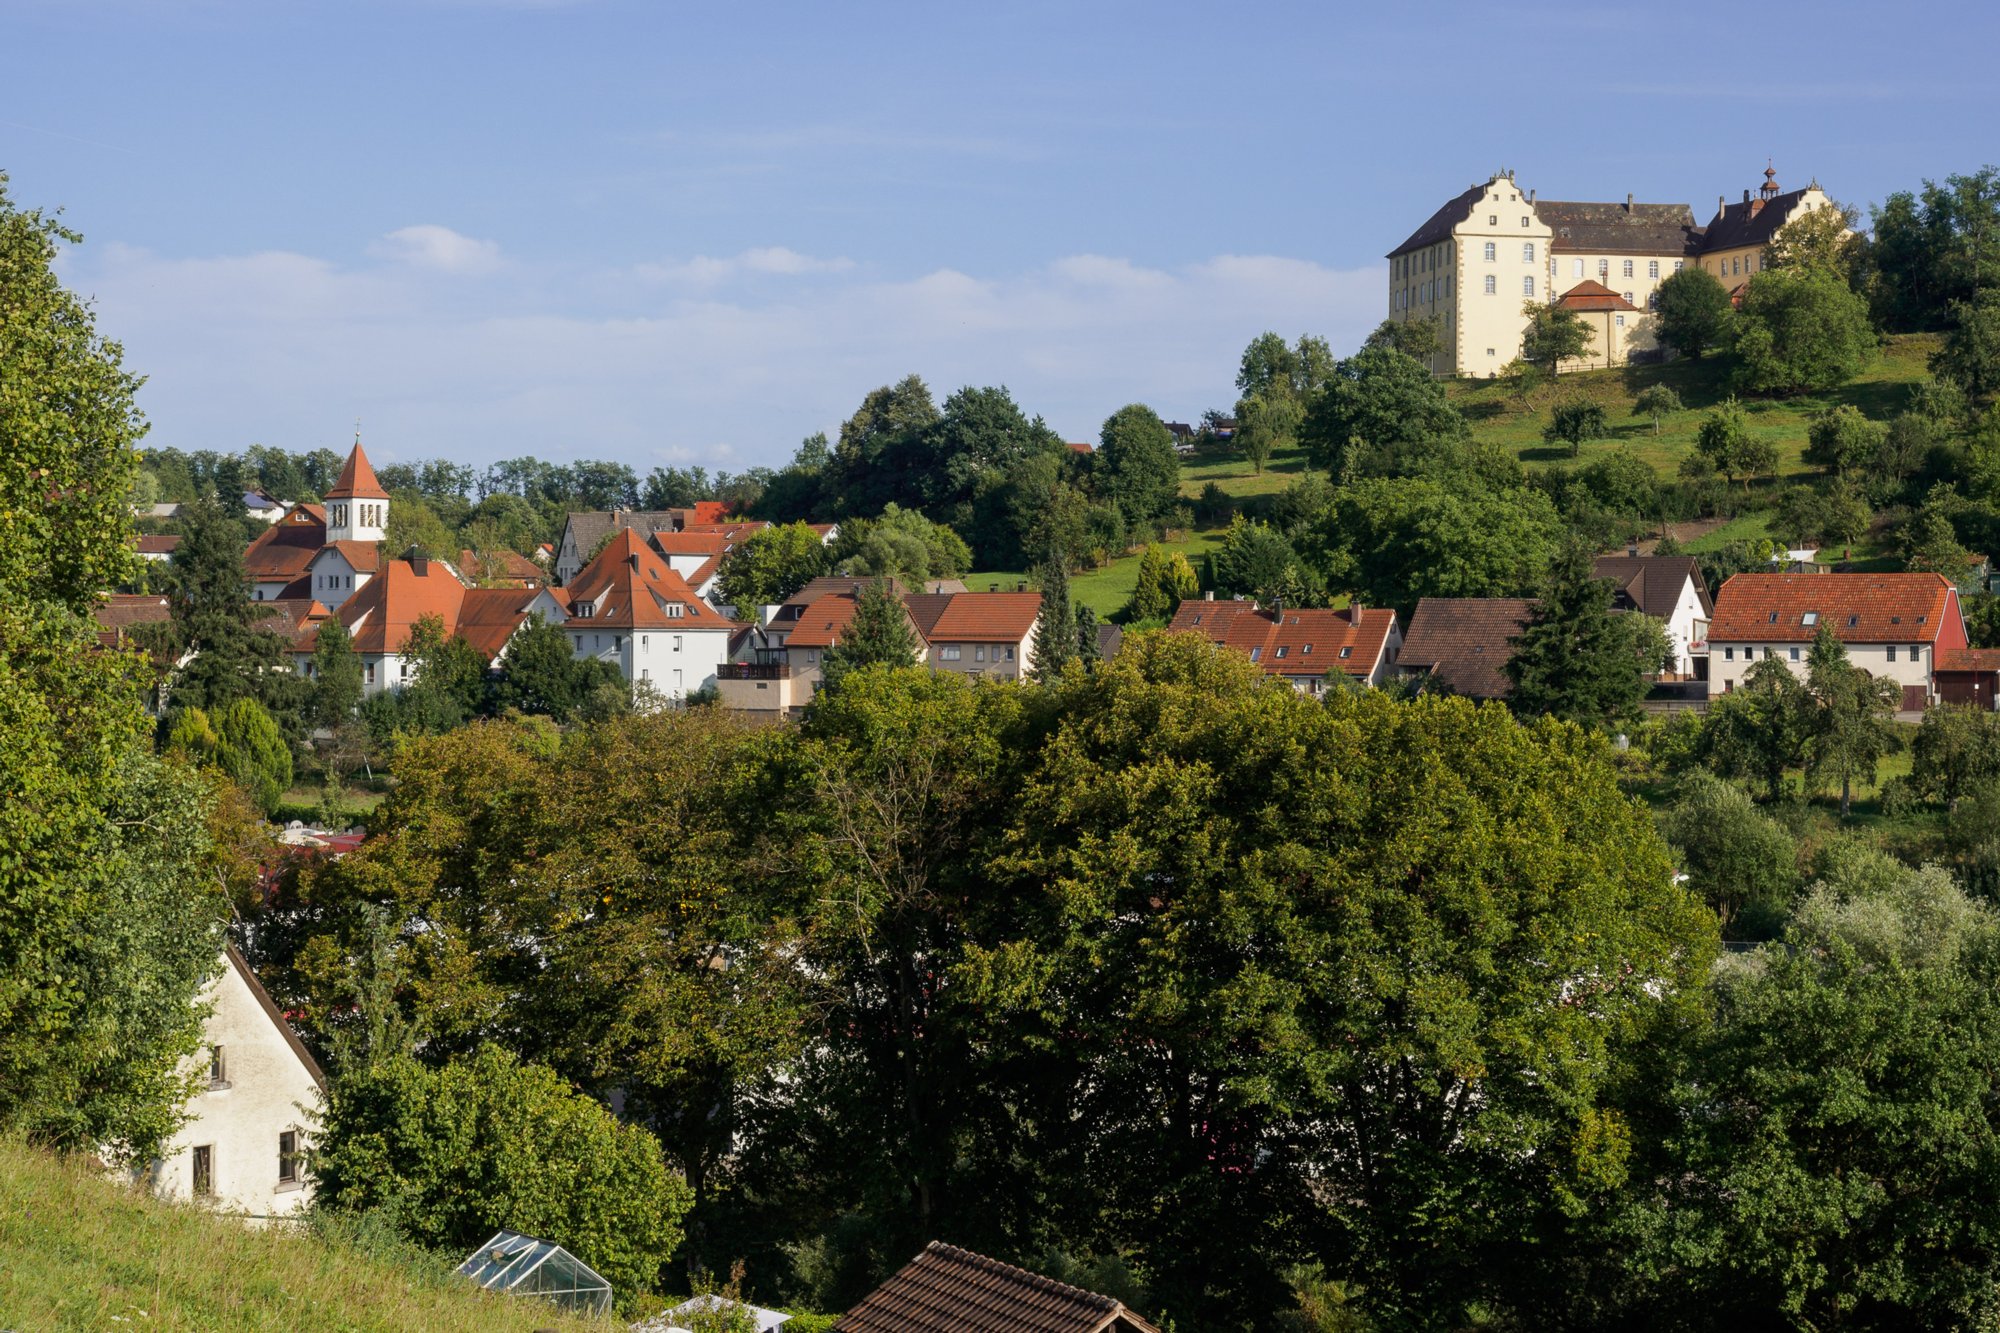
[1299,345,1469,480]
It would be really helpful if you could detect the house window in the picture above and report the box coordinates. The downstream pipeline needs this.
[1275,646,1289,659]
[1483,275,1496,294]
[192,1145,214,1198]
[667,603,683,618]
[673,635,682,652]
[940,646,961,661]
[1483,242,1496,261]
[1910,644,1922,658]
[1789,647,1801,661]
[1622,260,1635,278]
[614,636,623,652]
[1302,644,1313,655]
[1767,611,1779,623]
[1522,243,1535,262]
[1005,646,1015,660]
[1340,646,1353,659]
[1248,647,1262,662]
[365,662,376,684]
[209,1046,227,1088]
[1887,645,1898,661]
[1649,260,1660,279]
[1802,612,1818,625]
[279,1131,299,1185]
[974,645,986,662]
[1848,614,1860,627]
[1724,647,1735,660]
[642,635,649,648]
[400,661,409,680]
[1523,277,1535,297]
[593,635,601,650]
[1765,648,1776,659]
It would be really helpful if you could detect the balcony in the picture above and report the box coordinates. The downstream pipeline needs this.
[719,662,791,680]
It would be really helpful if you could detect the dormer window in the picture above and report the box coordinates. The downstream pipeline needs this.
[1848,614,1860,627]
[1302,644,1313,655]
[1891,615,1903,624]
[1275,646,1289,659]
[1340,646,1353,659]
[1248,647,1261,662]
[1802,612,1818,626]
[1767,611,1779,623]
[667,602,684,618]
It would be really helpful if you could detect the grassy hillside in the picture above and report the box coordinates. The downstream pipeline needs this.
[975,334,1941,618]
[1445,332,1941,479]
[0,1139,605,1331]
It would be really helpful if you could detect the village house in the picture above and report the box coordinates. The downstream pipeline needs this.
[833,1241,1159,1333]
[1165,597,1402,691]
[1396,597,1537,698]
[561,528,736,700]
[1387,165,1840,378]
[242,503,330,602]
[1707,572,1967,710]
[146,946,324,1222]
[1591,553,1712,677]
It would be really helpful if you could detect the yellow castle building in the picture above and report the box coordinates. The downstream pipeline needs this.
[1388,165,1837,377]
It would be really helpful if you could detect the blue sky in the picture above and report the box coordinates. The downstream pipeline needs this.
[4,0,1994,473]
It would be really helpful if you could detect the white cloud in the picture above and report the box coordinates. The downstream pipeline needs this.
[65,237,1384,469]
[634,246,856,285]
[368,224,503,274]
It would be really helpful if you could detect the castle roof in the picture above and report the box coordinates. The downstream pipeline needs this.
[1537,199,1703,256]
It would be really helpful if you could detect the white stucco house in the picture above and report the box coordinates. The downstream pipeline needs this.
[563,528,737,701]
[149,946,325,1221]
[1592,554,1713,678]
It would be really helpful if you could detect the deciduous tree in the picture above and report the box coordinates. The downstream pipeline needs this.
[1519,300,1594,372]
[1653,266,1735,359]
[1096,404,1181,533]
[1633,384,1683,435]
[717,521,830,610]
[1734,268,1875,395]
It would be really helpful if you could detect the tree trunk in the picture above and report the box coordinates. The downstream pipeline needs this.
[1841,773,1852,819]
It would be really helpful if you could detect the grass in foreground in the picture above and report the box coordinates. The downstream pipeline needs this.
[0,1139,606,1331]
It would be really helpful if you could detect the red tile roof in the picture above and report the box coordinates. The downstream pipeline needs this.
[786,592,866,649]
[454,587,548,660]
[135,533,181,555]
[1554,279,1639,312]
[833,1242,1159,1333]
[458,548,545,586]
[324,441,390,500]
[337,557,467,653]
[926,591,1043,643]
[1166,600,1395,678]
[649,531,735,556]
[94,593,172,649]
[243,503,327,582]
[1937,648,2000,674]
[565,528,736,631]
[313,540,382,574]
[1709,573,1960,644]
[1397,597,1537,699]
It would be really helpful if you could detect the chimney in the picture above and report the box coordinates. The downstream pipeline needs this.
[1743,189,1752,203]
[1204,590,1214,601]
[1350,598,1364,623]
[1628,544,1640,558]
[411,552,428,576]
[1626,192,1634,211]
[1718,194,1726,217]
[1527,189,1536,204]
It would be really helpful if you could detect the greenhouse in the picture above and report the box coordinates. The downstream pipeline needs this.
[455,1229,613,1315]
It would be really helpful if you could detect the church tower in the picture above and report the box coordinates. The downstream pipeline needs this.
[324,436,389,544]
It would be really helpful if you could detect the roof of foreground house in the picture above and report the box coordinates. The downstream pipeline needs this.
[926,592,1043,643]
[337,556,468,653]
[1591,554,1711,619]
[564,529,735,631]
[1167,599,1396,678]
[455,587,554,660]
[1937,648,2000,674]
[1397,597,1538,699]
[1709,573,1960,644]
[833,1242,1159,1333]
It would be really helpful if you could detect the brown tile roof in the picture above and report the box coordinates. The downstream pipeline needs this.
[1701,183,1814,254]
[1389,181,1487,258]
[1591,554,1711,618]
[1396,597,1537,699]
[1167,600,1396,678]
[565,529,736,631]
[785,592,865,649]
[926,592,1043,644]
[135,533,181,555]
[254,598,332,652]
[458,549,545,586]
[324,441,390,500]
[1709,573,1959,644]
[1554,279,1639,312]
[650,530,737,556]
[94,593,173,649]
[1938,648,2000,674]
[902,592,954,638]
[834,1242,1159,1333]
[561,511,684,567]
[337,557,468,654]
[777,576,907,622]
[243,504,327,582]
[1538,199,1703,256]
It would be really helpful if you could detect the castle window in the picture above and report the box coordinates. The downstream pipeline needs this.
[1573,258,1584,277]
[1616,315,1626,328]
[1598,259,1609,277]
[1623,260,1634,277]
[1484,275,1495,295]
[1624,292,1634,304]
[1483,242,1496,261]
[1523,277,1535,297]
[1675,260,1685,272]
[1649,260,1660,278]
[1488,214,1497,225]
[1522,243,1535,262]
[1521,216,1530,227]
